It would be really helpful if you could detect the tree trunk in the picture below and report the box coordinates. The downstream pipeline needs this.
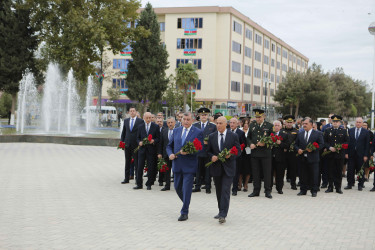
[183,87,188,112]
[294,99,300,118]
[289,104,293,115]
[143,101,149,115]
[10,93,17,125]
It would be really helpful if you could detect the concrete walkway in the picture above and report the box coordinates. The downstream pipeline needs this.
[1,143,375,249]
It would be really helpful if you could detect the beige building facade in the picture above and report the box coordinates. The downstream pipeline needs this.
[101,6,309,115]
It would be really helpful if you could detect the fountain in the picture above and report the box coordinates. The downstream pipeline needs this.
[85,76,95,132]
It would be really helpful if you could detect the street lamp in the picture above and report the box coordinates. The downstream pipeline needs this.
[264,78,271,117]
[369,22,375,129]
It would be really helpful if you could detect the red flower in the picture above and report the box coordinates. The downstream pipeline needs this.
[230,146,238,156]
[193,138,203,151]
[313,142,319,149]
[144,168,148,173]
[117,141,125,150]
[271,137,277,143]
[270,133,275,136]
[277,136,283,141]
[240,143,245,151]
[131,158,134,164]
[148,134,153,142]
[342,144,348,149]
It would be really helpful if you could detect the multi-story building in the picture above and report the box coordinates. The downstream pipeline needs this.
[101,6,309,116]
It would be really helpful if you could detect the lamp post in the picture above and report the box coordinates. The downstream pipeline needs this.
[264,78,271,117]
[369,22,375,129]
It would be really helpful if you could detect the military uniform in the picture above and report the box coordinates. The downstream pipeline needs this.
[283,115,299,190]
[323,115,348,193]
[247,109,274,198]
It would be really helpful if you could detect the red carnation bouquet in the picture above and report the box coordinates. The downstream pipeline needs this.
[297,142,319,156]
[117,141,125,150]
[134,134,153,153]
[205,146,238,167]
[157,158,169,173]
[175,138,202,157]
[271,133,283,147]
[322,143,348,157]
[240,143,245,151]
[258,135,274,148]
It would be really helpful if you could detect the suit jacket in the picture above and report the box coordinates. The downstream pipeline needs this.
[136,122,160,154]
[272,129,289,162]
[231,128,247,157]
[166,125,204,174]
[347,127,370,158]
[158,127,174,158]
[294,129,324,163]
[193,121,217,157]
[323,127,349,159]
[207,131,241,177]
[120,117,144,148]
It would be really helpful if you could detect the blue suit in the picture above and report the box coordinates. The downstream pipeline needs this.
[346,127,370,187]
[166,125,203,215]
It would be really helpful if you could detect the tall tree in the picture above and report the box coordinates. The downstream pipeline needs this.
[126,2,169,114]
[175,63,199,112]
[0,0,38,124]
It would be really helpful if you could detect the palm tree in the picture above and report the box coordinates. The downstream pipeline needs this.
[175,63,199,112]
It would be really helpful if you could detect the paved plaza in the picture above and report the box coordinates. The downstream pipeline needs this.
[1,143,375,249]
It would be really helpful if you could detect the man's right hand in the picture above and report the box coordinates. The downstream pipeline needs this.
[212,155,218,162]
[250,144,256,149]
[298,149,304,155]
[158,154,162,159]
[330,147,336,152]
[139,142,143,146]
[169,154,176,160]
[345,154,348,159]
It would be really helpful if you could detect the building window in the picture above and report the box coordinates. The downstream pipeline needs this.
[244,65,251,76]
[297,58,301,66]
[232,41,241,54]
[160,22,165,32]
[113,59,130,70]
[196,79,201,90]
[177,18,203,29]
[254,51,262,62]
[293,55,296,63]
[231,81,241,92]
[232,61,241,73]
[277,61,281,69]
[245,28,252,40]
[271,74,275,82]
[282,49,288,59]
[254,68,261,78]
[245,47,252,58]
[289,53,292,61]
[264,40,269,49]
[244,83,251,93]
[263,71,268,79]
[255,34,262,45]
[270,89,275,96]
[302,61,305,67]
[264,55,269,65]
[176,59,202,69]
[277,47,281,55]
[271,43,276,52]
[282,63,287,72]
[233,21,242,34]
[271,59,275,67]
[112,79,127,89]
[276,75,280,83]
[254,85,260,95]
[177,38,203,49]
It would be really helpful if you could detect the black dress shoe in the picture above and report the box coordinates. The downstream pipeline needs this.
[219,217,226,224]
[291,185,297,190]
[325,187,333,193]
[192,188,201,192]
[311,192,317,197]
[297,182,301,187]
[121,180,129,184]
[248,192,259,197]
[147,186,151,190]
[277,190,283,194]
[287,179,291,183]
[321,184,328,188]
[344,185,352,190]
[206,189,211,194]
[243,188,248,192]
[133,186,143,190]
[232,191,237,196]
[161,187,170,191]
[297,191,307,196]
[214,214,220,219]
[336,189,343,194]
[370,187,375,192]
[265,193,272,199]
[178,214,188,221]
[358,186,363,191]
[159,183,163,186]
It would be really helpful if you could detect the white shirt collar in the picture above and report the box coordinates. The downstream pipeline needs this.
[218,129,227,137]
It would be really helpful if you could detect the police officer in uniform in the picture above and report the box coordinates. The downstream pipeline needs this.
[283,115,299,190]
[323,115,348,194]
[247,109,274,199]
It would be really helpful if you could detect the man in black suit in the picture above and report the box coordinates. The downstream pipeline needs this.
[283,115,299,190]
[192,108,217,193]
[158,117,176,191]
[207,116,240,224]
[294,117,324,197]
[157,112,168,128]
[228,118,246,196]
[272,120,289,194]
[345,117,369,191]
[133,112,160,190]
[120,107,144,184]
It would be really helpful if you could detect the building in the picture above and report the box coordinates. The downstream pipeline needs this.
[101,6,309,116]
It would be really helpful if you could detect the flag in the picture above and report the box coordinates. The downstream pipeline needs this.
[184,49,196,56]
[120,71,127,76]
[121,51,132,56]
[184,29,197,35]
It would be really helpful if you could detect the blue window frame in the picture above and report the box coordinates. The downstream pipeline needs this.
[196,80,201,90]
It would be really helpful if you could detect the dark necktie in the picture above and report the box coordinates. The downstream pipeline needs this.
[355,128,359,140]
[220,133,224,151]
[201,123,205,130]
[304,131,308,143]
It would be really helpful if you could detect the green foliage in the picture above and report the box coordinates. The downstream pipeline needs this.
[224,116,232,120]
[163,76,183,112]
[175,63,199,112]
[126,3,169,114]
[0,92,12,117]
[107,87,121,101]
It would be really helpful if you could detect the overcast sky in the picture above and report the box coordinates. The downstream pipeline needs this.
[141,0,375,87]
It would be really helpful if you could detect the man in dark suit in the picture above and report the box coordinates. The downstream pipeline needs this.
[323,115,348,194]
[283,115,299,190]
[192,108,217,194]
[272,120,289,194]
[157,112,168,128]
[158,117,176,191]
[294,117,324,197]
[120,107,144,184]
[345,117,369,191]
[133,112,160,190]
[228,118,246,196]
[207,116,240,224]
[167,112,203,221]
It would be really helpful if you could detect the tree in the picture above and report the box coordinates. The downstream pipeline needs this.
[107,87,121,101]
[0,0,38,124]
[126,2,169,115]
[175,63,199,112]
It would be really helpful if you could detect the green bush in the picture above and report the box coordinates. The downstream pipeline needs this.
[0,93,12,118]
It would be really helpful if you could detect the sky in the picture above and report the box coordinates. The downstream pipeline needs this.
[141,0,375,87]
